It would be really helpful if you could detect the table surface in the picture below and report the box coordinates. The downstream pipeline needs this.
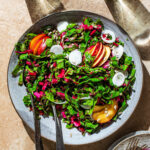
[0,0,150,150]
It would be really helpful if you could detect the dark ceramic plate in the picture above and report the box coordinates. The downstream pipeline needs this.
[108,131,150,150]
[7,10,143,145]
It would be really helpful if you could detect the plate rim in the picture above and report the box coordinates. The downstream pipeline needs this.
[108,130,150,150]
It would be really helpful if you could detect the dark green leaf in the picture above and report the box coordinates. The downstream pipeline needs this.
[18,72,23,86]
[23,95,31,107]
[45,92,54,102]
[12,63,23,77]
[46,38,53,47]
[19,53,28,60]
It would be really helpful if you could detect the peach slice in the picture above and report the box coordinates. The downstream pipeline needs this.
[92,45,106,67]
[33,36,49,55]
[29,34,46,50]
[98,46,111,66]
[92,100,118,124]
[37,37,49,55]
[33,40,43,55]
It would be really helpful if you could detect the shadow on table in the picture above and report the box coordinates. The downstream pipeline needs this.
[105,0,150,61]
[22,64,150,150]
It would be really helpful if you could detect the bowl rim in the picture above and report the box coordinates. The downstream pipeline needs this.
[7,10,144,145]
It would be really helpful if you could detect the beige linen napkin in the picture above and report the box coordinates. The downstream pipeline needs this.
[25,0,63,22]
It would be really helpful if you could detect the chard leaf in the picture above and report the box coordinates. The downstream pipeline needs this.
[83,17,92,25]
[15,42,26,52]
[26,33,37,39]
[23,95,31,107]
[66,124,73,129]
[129,68,136,79]
[12,63,23,77]
[84,31,90,44]
[84,51,94,64]
[56,59,64,69]
[103,90,120,100]
[125,56,132,65]
[82,99,94,107]
[66,28,76,37]
[67,23,77,29]
[18,72,23,86]
[85,122,99,129]
[45,92,54,102]
[67,105,77,115]
[19,53,28,60]
[46,38,53,47]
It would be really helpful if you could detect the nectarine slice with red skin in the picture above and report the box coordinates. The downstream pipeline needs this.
[92,100,118,124]
[29,34,46,50]
[33,36,49,55]
[92,45,106,67]
[83,45,95,61]
[94,43,103,61]
[89,43,100,56]
[37,37,49,55]
[85,45,94,52]
[98,46,111,66]
[33,40,43,55]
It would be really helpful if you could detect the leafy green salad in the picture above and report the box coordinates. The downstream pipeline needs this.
[12,17,136,134]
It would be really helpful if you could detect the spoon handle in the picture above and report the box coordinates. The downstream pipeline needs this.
[23,69,44,150]
[30,94,44,150]
[52,105,65,150]
[34,118,44,150]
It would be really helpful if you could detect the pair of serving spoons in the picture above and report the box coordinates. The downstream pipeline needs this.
[23,69,66,150]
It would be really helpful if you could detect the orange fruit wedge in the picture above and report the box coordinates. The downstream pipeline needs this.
[92,100,118,124]
[29,34,46,50]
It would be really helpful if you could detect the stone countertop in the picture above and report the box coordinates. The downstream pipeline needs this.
[0,0,150,150]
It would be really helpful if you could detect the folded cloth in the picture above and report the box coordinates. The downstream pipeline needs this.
[25,0,63,22]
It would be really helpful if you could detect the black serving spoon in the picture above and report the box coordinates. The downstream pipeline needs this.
[23,68,44,150]
[23,68,65,150]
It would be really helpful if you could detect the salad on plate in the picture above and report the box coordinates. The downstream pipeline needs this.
[12,17,136,135]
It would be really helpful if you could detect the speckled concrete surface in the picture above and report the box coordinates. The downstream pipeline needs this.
[0,0,150,150]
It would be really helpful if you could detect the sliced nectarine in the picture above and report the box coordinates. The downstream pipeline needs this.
[85,45,94,52]
[33,36,49,55]
[29,34,46,50]
[92,45,106,67]
[89,43,100,56]
[33,40,43,55]
[94,43,103,61]
[92,100,118,124]
[98,46,111,66]
[37,37,49,55]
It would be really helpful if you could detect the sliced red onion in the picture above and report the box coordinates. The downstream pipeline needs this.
[101,29,116,43]
[80,96,91,100]
[112,72,125,87]
[115,70,128,77]
[80,96,91,109]
[80,105,91,109]
[112,45,124,60]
